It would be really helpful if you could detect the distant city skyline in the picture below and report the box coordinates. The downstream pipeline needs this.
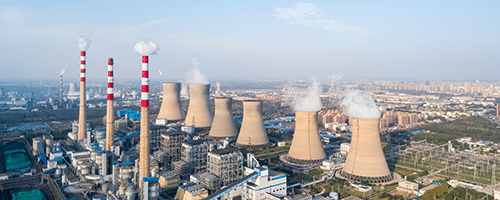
[1,1,499,81]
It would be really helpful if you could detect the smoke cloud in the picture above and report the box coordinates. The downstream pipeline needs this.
[60,69,66,76]
[134,41,158,55]
[159,69,162,76]
[340,90,380,119]
[184,57,209,84]
[293,78,322,112]
[77,36,91,51]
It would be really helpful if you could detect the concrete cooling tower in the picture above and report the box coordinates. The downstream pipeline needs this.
[157,82,185,121]
[236,100,269,147]
[185,84,213,128]
[67,83,79,100]
[340,118,392,183]
[209,97,237,138]
[285,111,326,165]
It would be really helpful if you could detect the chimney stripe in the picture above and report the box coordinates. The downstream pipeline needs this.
[141,56,149,107]
[107,58,114,100]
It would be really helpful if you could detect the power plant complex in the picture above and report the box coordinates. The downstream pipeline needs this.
[0,39,405,200]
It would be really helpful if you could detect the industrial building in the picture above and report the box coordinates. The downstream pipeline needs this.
[192,172,222,193]
[151,125,172,152]
[207,148,244,187]
[242,167,287,200]
[160,131,185,162]
[181,139,213,173]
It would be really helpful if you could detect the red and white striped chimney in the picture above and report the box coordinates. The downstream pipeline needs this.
[106,58,114,151]
[78,51,87,141]
[80,51,86,82]
[139,55,151,188]
[141,56,149,107]
[107,58,114,100]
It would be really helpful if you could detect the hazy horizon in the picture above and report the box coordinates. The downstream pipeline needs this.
[1,1,499,82]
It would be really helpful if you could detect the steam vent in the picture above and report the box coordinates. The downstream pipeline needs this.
[340,118,393,183]
[236,100,269,147]
[157,82,185,121]
[209,97,237,138]
[285,111,326,165]
[185,84,213,128]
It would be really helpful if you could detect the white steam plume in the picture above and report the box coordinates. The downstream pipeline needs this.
[78,35,91,51]
[327,75,342,90]
[158,69,162,76]
[60,69,67,76]
[293,79,322,112]
[185,57,209,84]
[216,82,221,86]
[134,41,158,55]
[340,90,380,119]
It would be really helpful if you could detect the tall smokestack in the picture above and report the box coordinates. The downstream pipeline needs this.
[59,75,63,108]
[236,100,269,147]
[285,111,325,165]
[105,58,114,151]
[78,51,87,141]
[209,97,237,138]
[185,84,213,128]
[157,82,184,121]
[139,55,151,188]
[340,118,392,183]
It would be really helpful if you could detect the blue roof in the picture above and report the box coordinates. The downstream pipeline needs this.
[39,152,47,165]
[97,150,107,154]
[143,177,160,182]
[114,131,140,143]
[120,162,134,166]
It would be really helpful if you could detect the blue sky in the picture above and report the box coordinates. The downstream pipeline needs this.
[0,0,499,83]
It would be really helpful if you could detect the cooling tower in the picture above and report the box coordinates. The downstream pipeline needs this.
[157,82,185,121]
[184,84,213,128]
[340,118,392,183]
[236,100,269,147]
[285,111,325,165]
[209,97,237,138]
[67,83,79,100]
